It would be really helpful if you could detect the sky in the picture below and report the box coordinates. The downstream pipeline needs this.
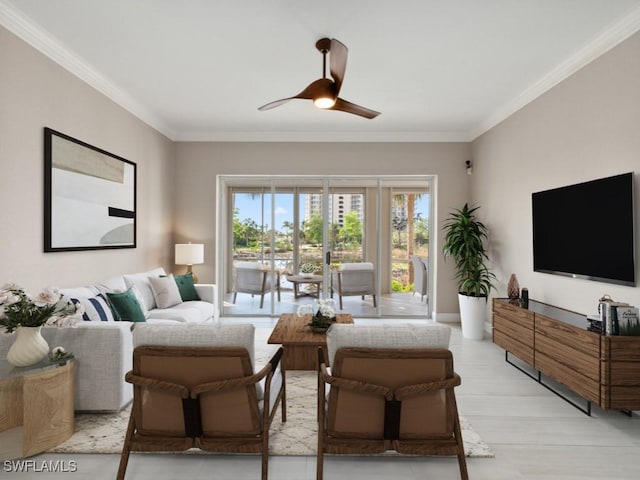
[234,193,294,230]
[233,193,430,232]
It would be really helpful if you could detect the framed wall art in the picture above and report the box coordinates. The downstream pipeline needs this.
[44,127,137,252]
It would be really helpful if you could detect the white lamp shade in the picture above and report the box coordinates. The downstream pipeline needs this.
[175,243,204,265]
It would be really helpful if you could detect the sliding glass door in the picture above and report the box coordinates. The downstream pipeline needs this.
[218,176,432,318]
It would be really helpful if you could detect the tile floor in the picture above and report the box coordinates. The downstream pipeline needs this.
[4,320,639,479]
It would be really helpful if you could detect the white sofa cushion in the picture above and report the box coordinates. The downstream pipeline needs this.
[94,275,127,293]
[59,285,101,298]
[326,323,451,365]
[147,300,214,323]
[123,268,166,311]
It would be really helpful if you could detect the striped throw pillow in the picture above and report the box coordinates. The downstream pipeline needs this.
[70,293,115,322]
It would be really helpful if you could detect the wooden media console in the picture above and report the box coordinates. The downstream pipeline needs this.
[492,298,640,415]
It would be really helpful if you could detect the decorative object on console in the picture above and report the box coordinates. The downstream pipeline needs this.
[0,284,82,367]
[507,274,520,299]
[520,288,529,308]
[175,243,204,283]
[443,203,496,340]
[44,127,137,252]
[616,307,640,336]
[600,299,632,336]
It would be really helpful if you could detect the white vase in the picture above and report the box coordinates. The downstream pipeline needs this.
[458,294,487,340]
[6,326,50,367]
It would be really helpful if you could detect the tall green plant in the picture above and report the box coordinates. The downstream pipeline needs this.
[442,203,496,297]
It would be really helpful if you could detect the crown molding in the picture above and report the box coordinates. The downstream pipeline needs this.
[0,1,176,140]
[173,130,470,143]
[469,5,640,141]
[4,1,640,144]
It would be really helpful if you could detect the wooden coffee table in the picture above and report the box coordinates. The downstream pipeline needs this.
[268,313,353,370]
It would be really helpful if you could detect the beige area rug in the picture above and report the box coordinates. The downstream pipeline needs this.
[50,371,493,458]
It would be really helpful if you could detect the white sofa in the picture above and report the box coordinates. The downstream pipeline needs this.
[0,268,217,412]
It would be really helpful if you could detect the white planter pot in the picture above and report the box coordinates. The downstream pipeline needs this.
[6,326,50,367]
[458,294,487,340]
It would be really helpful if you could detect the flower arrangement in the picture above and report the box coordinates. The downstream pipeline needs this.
[0,283,83,334]
[298,299,337,330]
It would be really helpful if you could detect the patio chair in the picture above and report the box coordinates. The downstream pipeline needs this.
[411,255,428,302]
[316,324,467,480]
[117,323,286,480]
[233,261,280,308]
[330,262,376,310]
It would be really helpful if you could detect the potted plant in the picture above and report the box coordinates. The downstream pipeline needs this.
[442,204,496,339]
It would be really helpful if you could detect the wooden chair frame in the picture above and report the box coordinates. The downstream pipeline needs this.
[316,347,468,480]
[117,346,285,480]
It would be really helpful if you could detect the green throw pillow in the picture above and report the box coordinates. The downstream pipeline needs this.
[106,288,146,323]
[173,273,200,302]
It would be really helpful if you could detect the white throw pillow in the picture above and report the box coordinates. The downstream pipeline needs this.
[123,268,166,310]
[148,274,182,309]
[130,285,149,318]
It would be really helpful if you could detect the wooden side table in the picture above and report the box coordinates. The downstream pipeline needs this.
[0,360,75,460]
[286,275,323,298]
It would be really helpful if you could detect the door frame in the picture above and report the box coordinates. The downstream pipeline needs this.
[217,175,433,318]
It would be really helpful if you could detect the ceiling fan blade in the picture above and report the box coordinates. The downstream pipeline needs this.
[329,38,348,95]
[258,97,296,111]
[258,79,333,111]
[330,98,380,119]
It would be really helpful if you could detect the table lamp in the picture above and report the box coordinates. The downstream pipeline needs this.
[175,243,204,283]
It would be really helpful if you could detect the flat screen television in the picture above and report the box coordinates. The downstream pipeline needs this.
[532,172,635,286]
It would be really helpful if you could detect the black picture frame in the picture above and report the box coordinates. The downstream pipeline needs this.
[44,128,137,252]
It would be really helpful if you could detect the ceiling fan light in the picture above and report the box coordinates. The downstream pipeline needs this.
[313,96,336,109]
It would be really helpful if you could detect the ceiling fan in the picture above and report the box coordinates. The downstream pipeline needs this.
[258,38,380,119]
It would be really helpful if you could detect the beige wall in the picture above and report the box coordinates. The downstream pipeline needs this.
[174,142,472,315]
[0,26,176,291]
[12,17,637,319]
[472,31,640,316]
